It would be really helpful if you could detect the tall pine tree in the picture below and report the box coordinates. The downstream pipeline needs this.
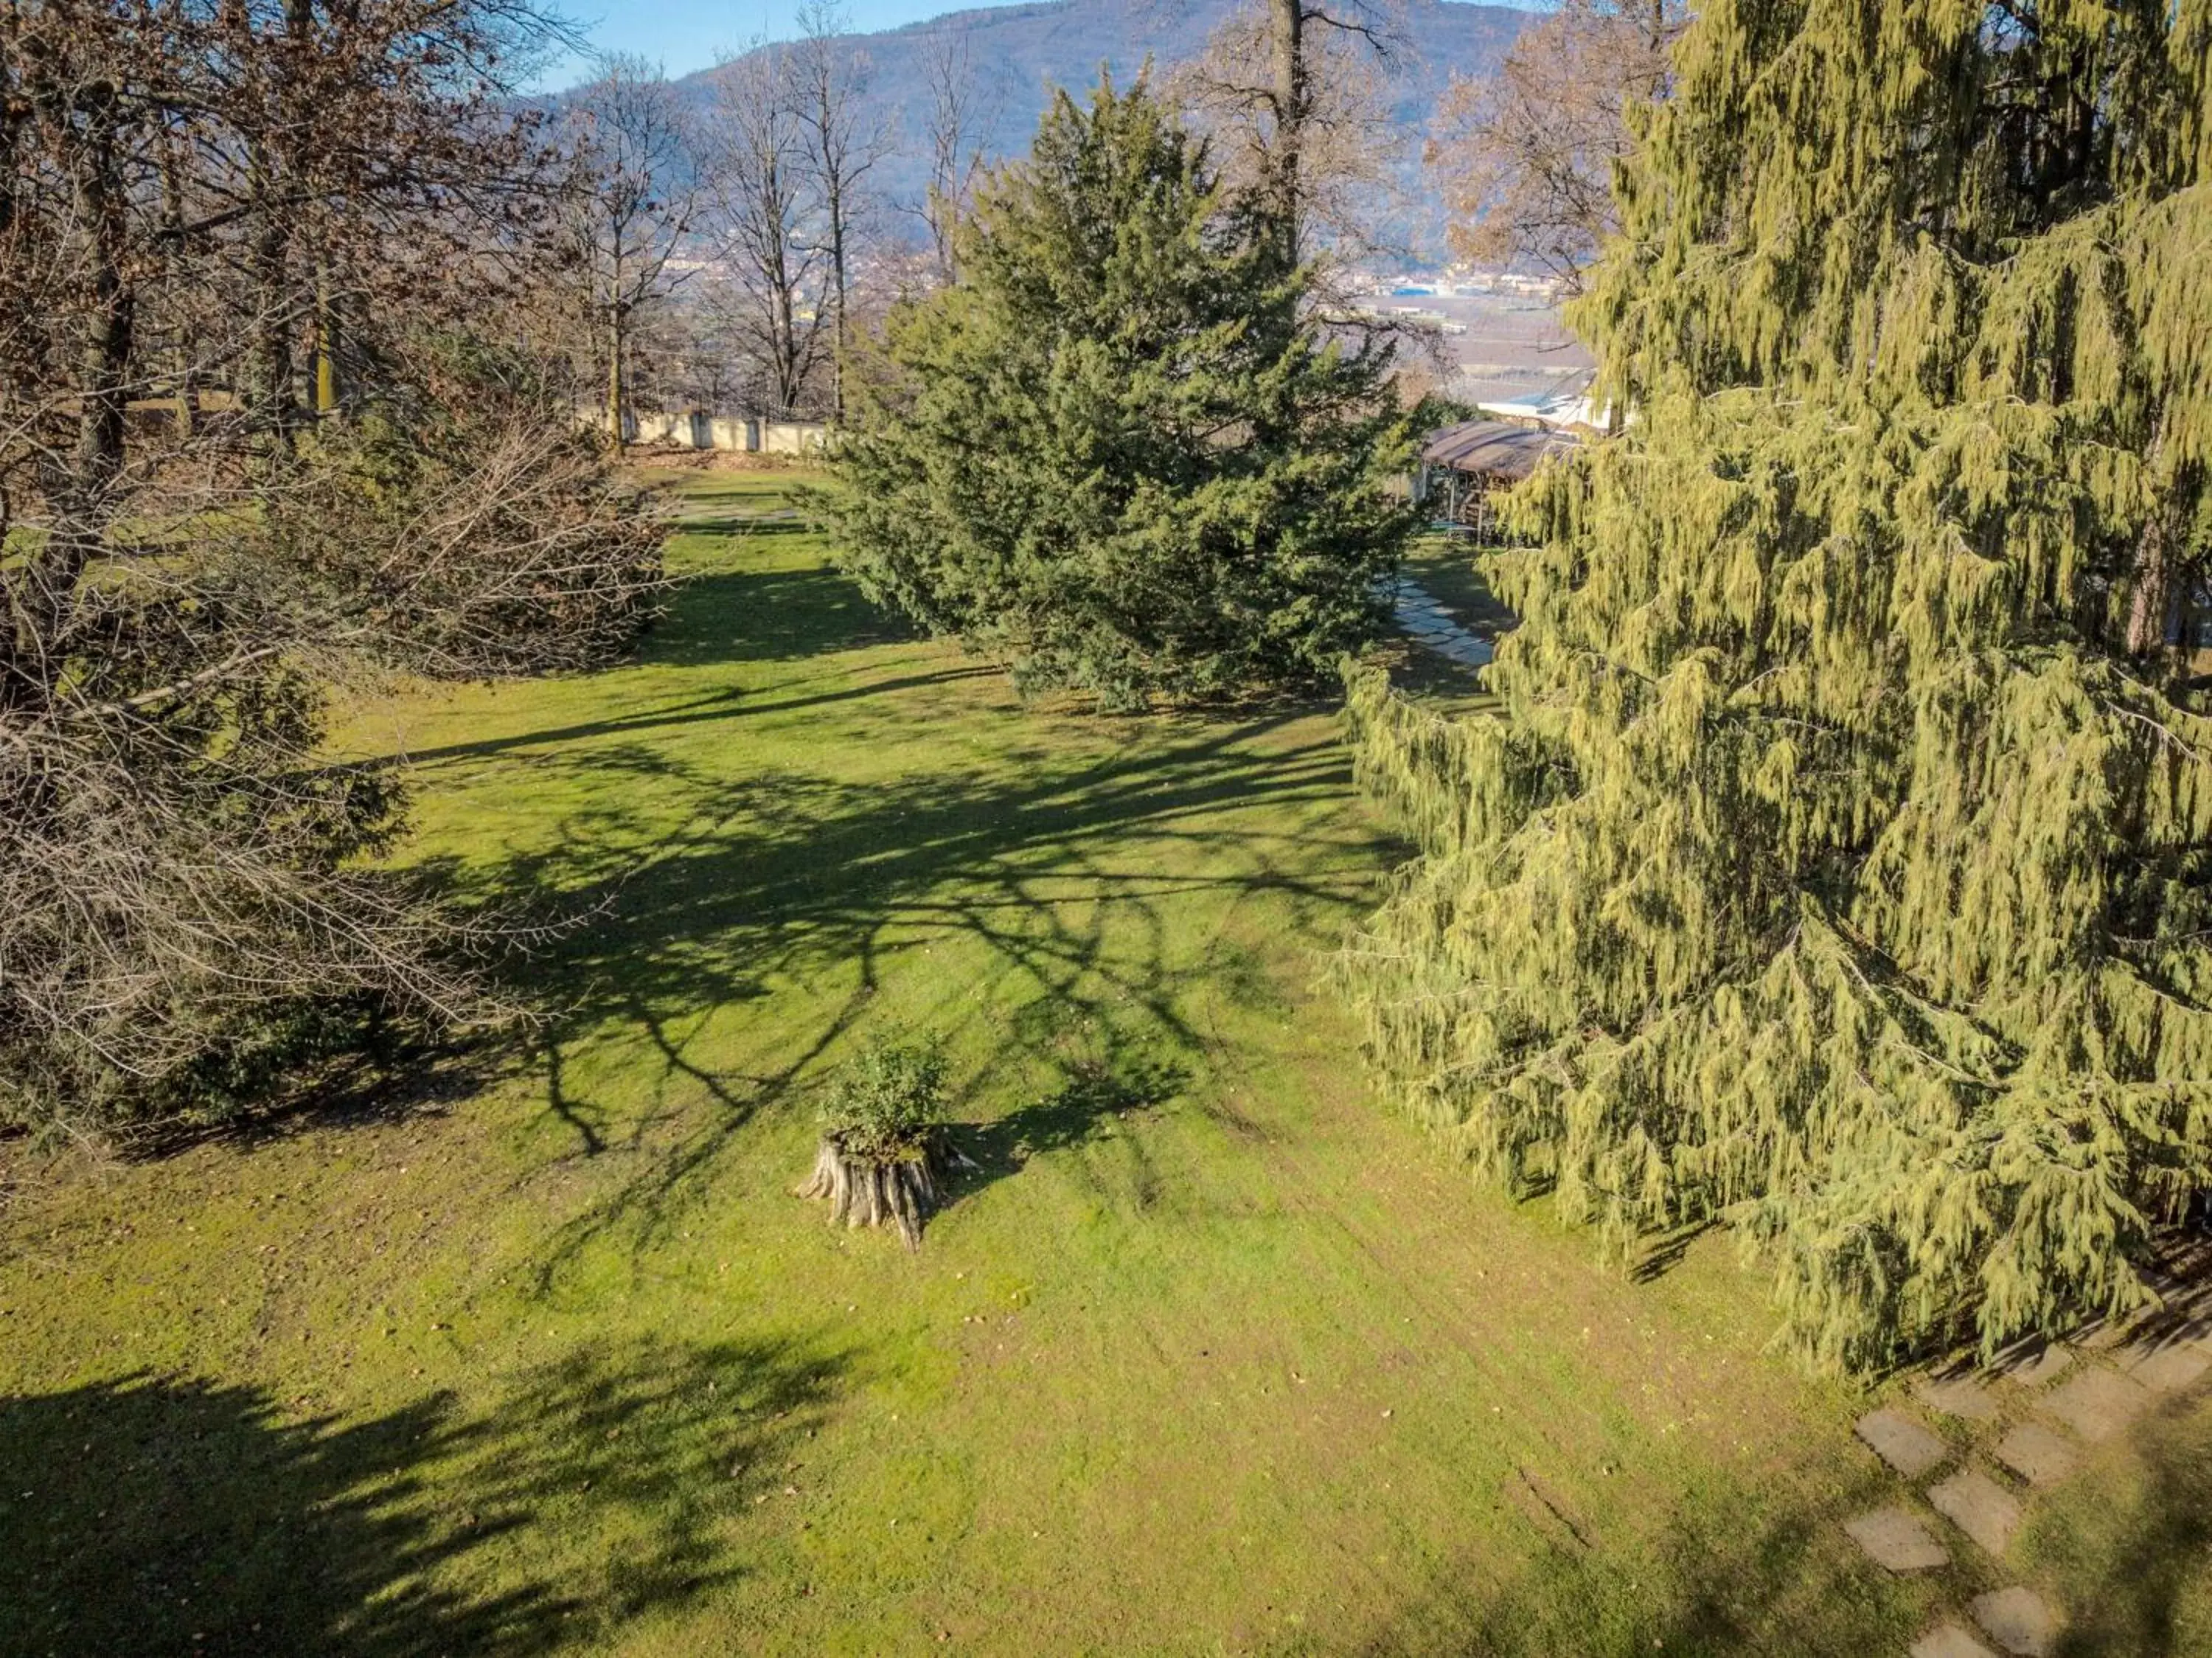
[1345,0,2212,1369]
[824,76,1413,710]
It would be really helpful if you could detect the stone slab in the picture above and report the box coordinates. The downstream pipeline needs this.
[2115,1313,2212,1365]
[2042,1366,2150,1443]
[1971,1586,2058,1657]
[1927,1468,2023,1557]
[1916,1375,2001,1423]
[1911,1624,1999,1658]
[2128,1340,2212,1395]
[2076,1316,2135,1351]
[1393,584,1495,669]
[1855,1407,1947,1477]
[1843,1506,1949,1572]
[1990,1340,2073,1387]
[1992,1423,2079,1486]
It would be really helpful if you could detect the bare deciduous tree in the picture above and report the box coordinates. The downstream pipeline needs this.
[1427,0,1682,293]
[914,21,996,284]
[559,55,698,447]
[790,3,888,418]
[1170,0,1405,273]
[701,46,829,419]
[1,1,665,1143]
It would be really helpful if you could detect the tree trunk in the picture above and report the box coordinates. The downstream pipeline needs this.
[2124,516,2174,655]
[156,119,196,439]
[247,151,295,463]
[20,77,134,722]
[608,302,625,451]
[829,185,847,422]
[246,0,318,465]
[69,88,131,514]
[2124,427,2174,656]
[313,273,341,416]
[796,1132,952,1249]
[1269,0,1307,265]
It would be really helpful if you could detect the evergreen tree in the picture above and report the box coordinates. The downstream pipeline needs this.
[824,76,1414,710]
[1344,0,2212,1369]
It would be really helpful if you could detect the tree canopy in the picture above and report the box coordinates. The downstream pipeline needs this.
[824,75,1415,710]
[1345,0,2212,1369]
[1,1,661,1142]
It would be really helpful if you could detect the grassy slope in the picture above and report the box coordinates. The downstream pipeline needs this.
[1,473,1938,1656]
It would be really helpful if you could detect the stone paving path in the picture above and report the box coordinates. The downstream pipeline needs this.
[1851,1272,2212,1657]
[1394,577,1495,669]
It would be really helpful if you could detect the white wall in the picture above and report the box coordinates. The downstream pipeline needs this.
[759,420,827,455]
[577,406,829,456]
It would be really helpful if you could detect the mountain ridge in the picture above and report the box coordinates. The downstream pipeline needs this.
[672,0,1535,257]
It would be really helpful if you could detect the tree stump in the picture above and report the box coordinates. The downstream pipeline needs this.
[796,1130,948,1249]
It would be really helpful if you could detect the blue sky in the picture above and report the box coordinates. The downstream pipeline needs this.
[532,1,1023,89]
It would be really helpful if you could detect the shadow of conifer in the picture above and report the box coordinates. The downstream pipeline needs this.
[2025,1390,2212,1657]
[1343,1457,1920,1657]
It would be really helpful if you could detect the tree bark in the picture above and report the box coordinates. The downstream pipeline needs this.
[2124,516,2175,655]
[19,76,133,721]
[2125,427,2175,656]
[313,272,341,416]
[1269,0,1307,264]
[69,85,131,514]
[156,116,196,438]
[827,173,847,421]
[608,300,625,450]
[796,1132,950,1249]
[249,198,293,455]
[246,0,319,464]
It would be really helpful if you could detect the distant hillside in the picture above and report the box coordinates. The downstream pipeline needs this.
[672,0,1536,258]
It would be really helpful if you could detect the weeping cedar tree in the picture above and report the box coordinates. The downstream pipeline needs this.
[824,77,1415,710]
[1343,0,2212,1370]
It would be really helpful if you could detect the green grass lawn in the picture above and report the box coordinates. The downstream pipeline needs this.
[0,473,2023,1654]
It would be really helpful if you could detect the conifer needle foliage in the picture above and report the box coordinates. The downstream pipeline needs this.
[1344,0,2212,1369]
[824,77,1416,710]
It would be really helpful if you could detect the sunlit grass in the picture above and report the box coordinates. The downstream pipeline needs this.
[1,471,1962,1654]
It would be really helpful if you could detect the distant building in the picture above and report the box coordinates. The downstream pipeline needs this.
[1467,365,1608,434]
[1413,419,1579,538]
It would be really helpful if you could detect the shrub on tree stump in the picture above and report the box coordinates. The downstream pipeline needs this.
[796,1133,947,1250]
[798,1041,951,1249]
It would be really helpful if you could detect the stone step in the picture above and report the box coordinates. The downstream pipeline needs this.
[1970,1586,2058,1657]
[1845,1506,1950,1572]
[1910,1623,1998,1658]
[2041,1366,2150,1443]
[1915,1375,2000,1423]
[1992,1422,2079,1487]
[1856,1407,1948,1477]
[1927,1468,2023,1557]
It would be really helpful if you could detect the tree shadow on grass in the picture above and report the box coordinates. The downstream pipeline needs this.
[470,711,1385,1294]
[1344,1463,1923,1657]
[389,662,999,777]
[1631,1218,1718,1284]
[950,1033,1192,1204]
[2023,1390,2212,1657]
[0,1334,849,1657]
[647,566,913,667]
[667,512,814,538]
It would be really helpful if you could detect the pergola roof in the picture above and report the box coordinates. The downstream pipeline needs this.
[1419,419,1579,479]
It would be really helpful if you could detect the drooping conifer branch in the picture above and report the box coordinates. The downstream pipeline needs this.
[1342,0,2212,1370]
